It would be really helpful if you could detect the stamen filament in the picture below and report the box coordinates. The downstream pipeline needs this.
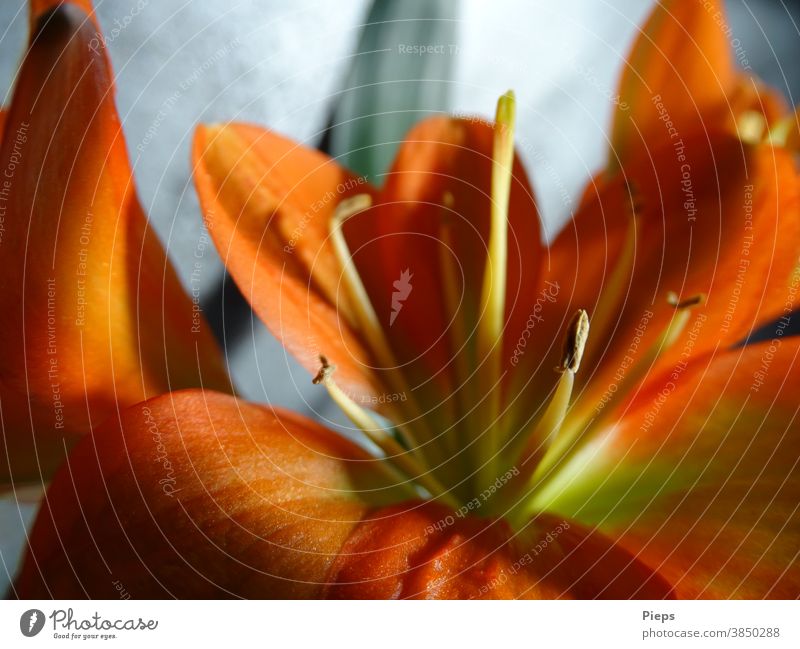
[475,90,516,490]
[328,195,429,453]
[313,356,458,508]
[517,360,574,466]
[438,195,473,458]
[329,195,391,362]
[513,310,588,480]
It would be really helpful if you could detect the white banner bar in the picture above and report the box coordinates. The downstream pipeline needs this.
[0,600,798,648]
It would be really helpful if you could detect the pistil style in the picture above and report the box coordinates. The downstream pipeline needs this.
[475,90,516,492]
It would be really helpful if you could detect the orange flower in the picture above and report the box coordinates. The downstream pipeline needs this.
[12,0,800,598]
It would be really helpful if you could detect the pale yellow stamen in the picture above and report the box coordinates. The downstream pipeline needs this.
[313,356,458,507]
[475,90,516,490]
[329,195,386,353]
[658,291,704,348]
[328,195,427,452]
[438,193,473,458]
[572,290,703,439]
[515,310,589,478]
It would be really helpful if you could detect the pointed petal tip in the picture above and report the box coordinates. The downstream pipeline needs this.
[194,122,240,156]
[194,122,219,145]
[200,121,227,134]
[30,0,96,34]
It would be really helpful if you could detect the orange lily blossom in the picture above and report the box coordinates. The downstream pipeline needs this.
[8,0,800,598]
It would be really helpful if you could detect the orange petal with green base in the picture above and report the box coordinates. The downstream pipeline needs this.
[543,338,800,598]
[617,481,799,598]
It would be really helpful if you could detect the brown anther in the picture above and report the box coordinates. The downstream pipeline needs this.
[312,355,335,384]
[666,292,706,309]
[559,309,590,373]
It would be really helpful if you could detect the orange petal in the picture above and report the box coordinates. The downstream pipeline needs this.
[611,0,738,169]
[546,337,800,598]
[530,132,798,427]
[616,481,799,599]
[192,122,383,405]
[16,390,401,598]
[326,504,673,599]
[607,136,795,388]
[0,4,229,486]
